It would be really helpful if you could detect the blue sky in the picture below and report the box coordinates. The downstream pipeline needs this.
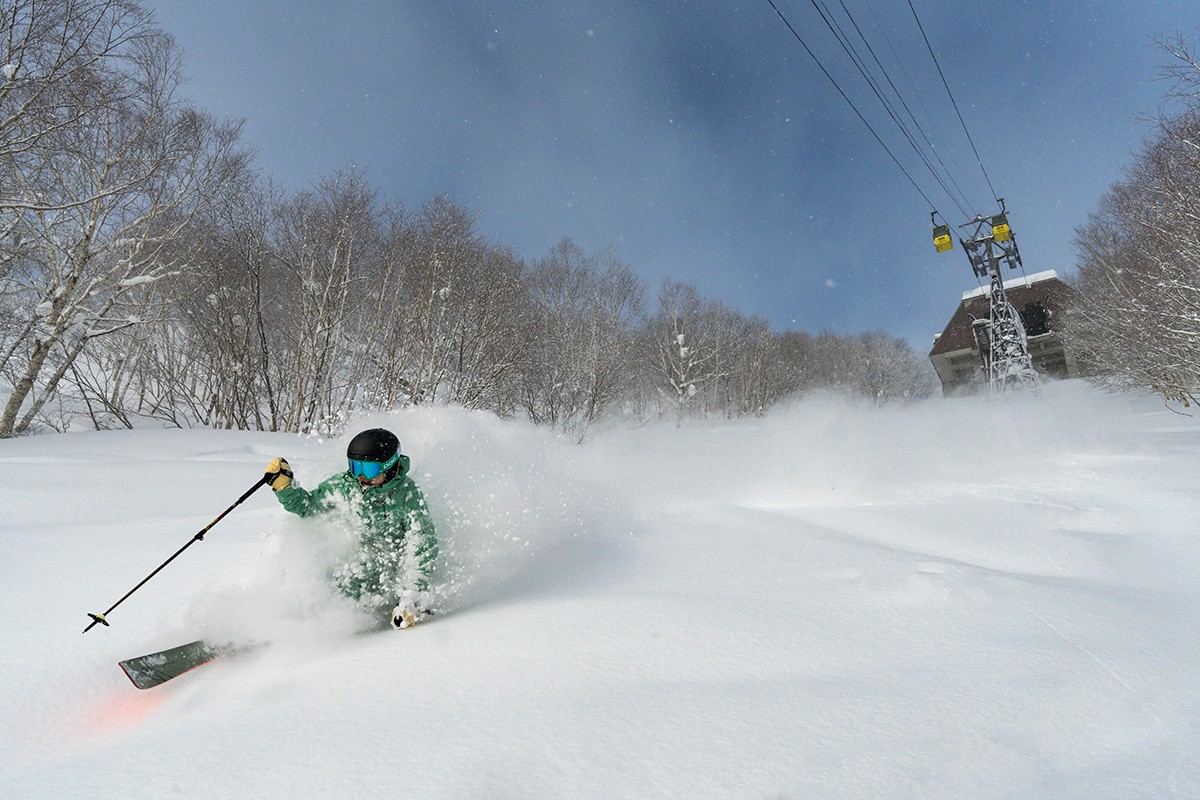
[148,0,1197,350]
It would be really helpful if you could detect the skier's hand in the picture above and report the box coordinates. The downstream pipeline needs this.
[391,603,421,630]
[391,604,416,629]
[264,457,293,491]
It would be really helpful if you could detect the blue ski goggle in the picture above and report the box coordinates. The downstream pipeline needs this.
[348,451,400,479]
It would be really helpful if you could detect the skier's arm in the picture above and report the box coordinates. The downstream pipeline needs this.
[275,473,343,518]
[403,482,438,589]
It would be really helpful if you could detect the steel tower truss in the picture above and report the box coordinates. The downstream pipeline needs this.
[936,200,1039,393]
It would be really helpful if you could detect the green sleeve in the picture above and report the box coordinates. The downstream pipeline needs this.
[274,473,345,518]
[404,481,439,589]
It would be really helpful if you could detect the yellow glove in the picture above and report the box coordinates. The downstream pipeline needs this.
[391,605,417,630]
[391,597,429,633]
[264,457,293,491]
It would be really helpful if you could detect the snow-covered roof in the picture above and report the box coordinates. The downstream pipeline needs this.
[930,271,1074,358]
[961,269,1058,301]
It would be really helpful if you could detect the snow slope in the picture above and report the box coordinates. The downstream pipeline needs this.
[2,383,1200,798]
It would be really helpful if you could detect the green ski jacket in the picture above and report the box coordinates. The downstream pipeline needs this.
[273,453,437,608]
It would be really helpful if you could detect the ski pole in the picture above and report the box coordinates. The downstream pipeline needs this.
[84,473,271,633]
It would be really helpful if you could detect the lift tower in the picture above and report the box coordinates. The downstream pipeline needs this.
[933,200,1039,392]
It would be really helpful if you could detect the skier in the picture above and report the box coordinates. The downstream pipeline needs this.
[262,428,437,629]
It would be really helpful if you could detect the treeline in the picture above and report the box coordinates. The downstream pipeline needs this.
[1067,37,1200,406]
[0,1,933,439]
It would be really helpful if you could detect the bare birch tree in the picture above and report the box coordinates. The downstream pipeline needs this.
[265,170,381,433]
[642,280,730,426]
[360,196,529,412]
[1067,36,1200,406]
[0,4,244,436]
[519,239,643,437]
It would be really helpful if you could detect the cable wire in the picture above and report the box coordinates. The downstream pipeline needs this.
[905,0,1000,203]
[834,0,977,215]
[806,0,970,218]
[765,0,942,213]
[862,0,979,212]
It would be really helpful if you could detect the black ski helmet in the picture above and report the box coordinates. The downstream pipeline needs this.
[346,428,402,483]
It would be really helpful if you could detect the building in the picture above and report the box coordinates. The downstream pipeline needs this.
[928,270,1080,395]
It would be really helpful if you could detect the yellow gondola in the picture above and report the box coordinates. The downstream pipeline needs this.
[991,213,1011,242]
[933,224,953,253]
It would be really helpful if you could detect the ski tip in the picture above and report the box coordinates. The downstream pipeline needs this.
[119,660,155,690]
[118,640,221,690]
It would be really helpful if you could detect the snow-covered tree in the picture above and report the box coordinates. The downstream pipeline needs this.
[644,281,730,426]
[1066,36,1200,406]
[359,196,528,414]
[520,239,643,438]
[0,2,245,436]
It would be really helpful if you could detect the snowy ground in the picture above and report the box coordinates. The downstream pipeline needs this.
[2,382,1200,798]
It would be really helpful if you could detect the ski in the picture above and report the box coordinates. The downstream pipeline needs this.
[118,639,255,690]
[118,614,429,689]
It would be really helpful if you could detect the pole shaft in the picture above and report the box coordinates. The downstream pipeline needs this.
[83,475,270,633]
